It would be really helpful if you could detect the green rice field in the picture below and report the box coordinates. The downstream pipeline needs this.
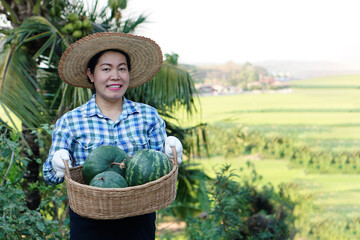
[186,74,360,239]
[178,75,360,151]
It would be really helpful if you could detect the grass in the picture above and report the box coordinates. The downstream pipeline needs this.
[196,155,307,187]
[290,74,360,88]
[173,75,360,152]
[195,155,360,239]
[186,88,360,127]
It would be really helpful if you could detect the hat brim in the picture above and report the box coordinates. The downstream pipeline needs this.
[58,32,163,88]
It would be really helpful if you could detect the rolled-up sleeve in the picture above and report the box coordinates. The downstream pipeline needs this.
[42,116,74,185]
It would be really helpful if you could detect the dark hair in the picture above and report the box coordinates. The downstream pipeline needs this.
[87,49,131,83]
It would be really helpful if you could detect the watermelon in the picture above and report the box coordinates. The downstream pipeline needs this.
[90,171,128,188]
[125,149,172,186]
[82,145,129,184]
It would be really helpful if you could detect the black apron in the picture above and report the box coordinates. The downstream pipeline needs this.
[69,207,156,240]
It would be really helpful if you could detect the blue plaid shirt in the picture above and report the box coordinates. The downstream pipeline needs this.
[43,95,167,185]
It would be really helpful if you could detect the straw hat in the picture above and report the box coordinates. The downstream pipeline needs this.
[58,32,163,88]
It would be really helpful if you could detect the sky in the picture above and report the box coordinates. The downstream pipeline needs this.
[104,0,360,67]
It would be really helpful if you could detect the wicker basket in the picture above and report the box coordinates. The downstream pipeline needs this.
[63,147,178,220]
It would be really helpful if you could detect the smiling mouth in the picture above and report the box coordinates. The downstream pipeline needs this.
[107,84,122,89]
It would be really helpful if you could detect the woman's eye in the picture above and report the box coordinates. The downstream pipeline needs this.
[102,68,110,72]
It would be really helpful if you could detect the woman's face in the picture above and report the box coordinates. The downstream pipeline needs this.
[86,51,130,104]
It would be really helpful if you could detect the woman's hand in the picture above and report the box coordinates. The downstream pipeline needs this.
[165,136,183,164]
[51,149,72,178]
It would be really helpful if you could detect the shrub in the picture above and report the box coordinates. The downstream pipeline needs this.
[185,163,296,239]
[0,183,64,240]
[0,125,69,239]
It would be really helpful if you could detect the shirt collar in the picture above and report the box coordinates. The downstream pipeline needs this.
[82,95,139,118]
[82,95,100,117]
[122,96,140,116]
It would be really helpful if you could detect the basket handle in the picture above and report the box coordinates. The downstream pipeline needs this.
[170,146,178,167]
[63,159,71,178]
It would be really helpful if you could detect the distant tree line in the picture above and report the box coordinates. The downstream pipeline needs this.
[229,62,268,89]
[184,62,269,89]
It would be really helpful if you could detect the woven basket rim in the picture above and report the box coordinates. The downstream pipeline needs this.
[63,148,179,219]
[64,157,178,192]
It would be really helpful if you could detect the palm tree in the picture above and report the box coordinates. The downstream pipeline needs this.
[0,0,202,212]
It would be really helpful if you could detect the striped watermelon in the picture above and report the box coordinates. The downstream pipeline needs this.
[125,149,172,186]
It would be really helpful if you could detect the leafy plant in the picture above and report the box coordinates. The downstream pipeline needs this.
[0,184,66,240]
[0,125,68,239]
[185,163,296,240]
[157,162,211,225]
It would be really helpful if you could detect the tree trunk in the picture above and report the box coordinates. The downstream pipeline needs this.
[21,124,41,210]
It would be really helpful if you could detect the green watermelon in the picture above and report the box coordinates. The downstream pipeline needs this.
[125,149,172,186]
[82,145,129,184]
[90,171,128,188]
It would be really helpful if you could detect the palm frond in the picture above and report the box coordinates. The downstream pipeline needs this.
[121,14,147,33]
[7,16,93,122]
[125,63,199,115]
[0,0,20,25]
[169,162,211,218]
[12,16,68,63]
[54,83,93,121]
[0,45,51,129]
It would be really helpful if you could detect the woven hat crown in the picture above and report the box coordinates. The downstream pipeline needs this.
[58,32,163,88]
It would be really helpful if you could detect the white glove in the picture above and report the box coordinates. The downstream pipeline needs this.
[165,136,183,164]
[51,149,72,178]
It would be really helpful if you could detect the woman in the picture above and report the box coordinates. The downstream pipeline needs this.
[42,32,183,240]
